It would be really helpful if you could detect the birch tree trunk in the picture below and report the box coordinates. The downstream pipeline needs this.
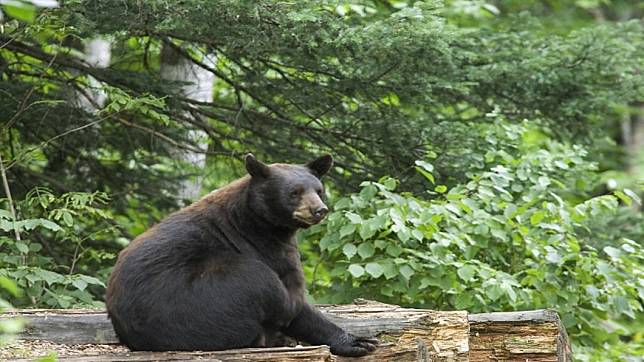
[160,45,214,203]
[75,39,111,112]
[591,7,643,209]
[622,106,644,210]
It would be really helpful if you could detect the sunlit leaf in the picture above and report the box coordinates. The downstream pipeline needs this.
[365,262,384,278]
[348,264,365,278]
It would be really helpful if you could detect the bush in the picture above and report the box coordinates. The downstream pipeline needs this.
[0,189,118,308]
[0,277,23,345]
[303,121,643,360]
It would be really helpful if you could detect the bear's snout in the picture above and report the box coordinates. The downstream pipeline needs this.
[293,191,328,225]
[312,205,328,219]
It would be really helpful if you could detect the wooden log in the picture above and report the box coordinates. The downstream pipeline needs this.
[9,345,335,362]
[1,301,469,361]
[469,309,572,362]
[317,301,469,360]
[1,309,117,345]
[0,301,571,361]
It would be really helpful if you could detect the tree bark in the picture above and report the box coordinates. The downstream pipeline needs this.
[74,38,111,112]
[160,45,214,203]
[469,309,572,362]
[1,301,571,361]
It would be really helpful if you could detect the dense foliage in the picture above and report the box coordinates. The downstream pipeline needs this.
[303,121,644,360]
[0,189,114,308]
[1,0,643,360]
[2,1,643,194]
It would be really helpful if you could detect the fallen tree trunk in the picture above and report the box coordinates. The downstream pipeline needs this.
[1,300,571,361]
[469,310,572,362]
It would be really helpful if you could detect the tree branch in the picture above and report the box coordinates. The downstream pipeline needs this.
[0,153,21,241]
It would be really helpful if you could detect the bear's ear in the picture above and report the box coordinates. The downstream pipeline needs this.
[306,155,333,178]
[245,153,270,179]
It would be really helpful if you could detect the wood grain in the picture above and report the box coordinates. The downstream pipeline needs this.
[1,301,572,361]
[469,309,572,362]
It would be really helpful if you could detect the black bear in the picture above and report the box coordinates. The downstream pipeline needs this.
[106,154,377,357]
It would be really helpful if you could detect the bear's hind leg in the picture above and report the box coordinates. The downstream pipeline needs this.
[172,257,293,351]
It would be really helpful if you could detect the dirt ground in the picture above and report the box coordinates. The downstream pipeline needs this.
[0,340,129,360]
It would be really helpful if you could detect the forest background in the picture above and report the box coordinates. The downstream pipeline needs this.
[0,0,643,360]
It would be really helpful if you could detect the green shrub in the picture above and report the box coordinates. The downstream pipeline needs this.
[0,277,23,345]
[303,122,643,360]
[0,189,117,308]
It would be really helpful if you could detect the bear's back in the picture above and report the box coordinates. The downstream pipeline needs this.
[107,178,255,306]
[127,176,252,258]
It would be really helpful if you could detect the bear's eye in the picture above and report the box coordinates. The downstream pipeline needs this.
[316,189,324,196]
[290,189,300,198]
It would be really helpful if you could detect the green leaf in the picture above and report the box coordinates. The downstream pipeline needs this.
[395,227,411,242]
[357,242,375,259]
[0,276,20,297]
[614,190,631,206]
[457,265,476,282]
[23,219,40,230]
[501,280,517,302]
[537,176,550,188]
[359,185,377,200]
[34,269,63,285]
[319,235,336,251]
[382,262,398,279]
[503,204,517,219]
[15,241,29,254]
[621,242,636,253]
[72,278,88,291]
[373,214,388,229]
[445,204,460,215]
[490,228,506,240]
[2,2,37,23]
[414,160,434,172]
[0,210,12,219]
[435,185,447,193]
[459,200,473,214]
[530,211,545,225]
[382,178,397,190]
[359,221,377,240]
[348,264,365,278]
[29,243,42,252]
[545,251,562,264]
[0,219,13,232]
[36,352,58,362]
[39,219,61,232]
[0,318,24,333]
[339,223,355,237]
[79,275,106,287]
[386,244,403,257]
[62,212,74,226]
[334,198,351,210]
[612,295,635,319]
[399,265,414,280]
[365,262,384,278]
[345,212,362,224]
[554,160,569,169]
[411,229,423,241]
[415,160,435,184]
[374,239,387,249]
[603,246,621,260]
[474,224,488,235]
[485,284,503,301]
[342,243,357,259]
[623,188,641,205]
[380,285,394,297]
[455,292,473,309]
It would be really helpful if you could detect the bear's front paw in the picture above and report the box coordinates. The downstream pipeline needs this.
[330,334,378,357]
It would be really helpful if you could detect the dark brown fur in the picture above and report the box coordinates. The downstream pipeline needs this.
[106,154,377,356]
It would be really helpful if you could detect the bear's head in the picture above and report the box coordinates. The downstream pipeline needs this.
[245,153,333,229]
